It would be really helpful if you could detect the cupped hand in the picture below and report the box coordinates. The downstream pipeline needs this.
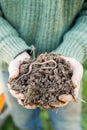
[8,52,37,109]
[8,53,83,109]
[8,52,30,79]
[45,56,83,108]
[58,56,83,103]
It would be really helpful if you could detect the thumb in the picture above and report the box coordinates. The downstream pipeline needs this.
[8,52,31,79]
[8,59,20,79]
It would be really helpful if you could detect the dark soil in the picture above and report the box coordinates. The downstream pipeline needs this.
[8,53,75,108]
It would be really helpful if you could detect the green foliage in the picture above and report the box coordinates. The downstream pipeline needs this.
[40,110,53,130]
[81,60,87,130]
[1,116,19,130]
[83,60,87,69]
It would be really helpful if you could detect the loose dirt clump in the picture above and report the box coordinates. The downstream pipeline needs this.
[8,53,75,108]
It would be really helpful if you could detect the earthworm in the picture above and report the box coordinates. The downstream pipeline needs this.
[16,60,57,83]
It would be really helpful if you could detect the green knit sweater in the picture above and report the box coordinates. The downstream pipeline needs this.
[0,0,87,71]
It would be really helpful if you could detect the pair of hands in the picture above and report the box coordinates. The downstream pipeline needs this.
[8,52,83,109]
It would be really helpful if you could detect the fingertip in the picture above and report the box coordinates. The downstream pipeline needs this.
[8,84,11,89]
[71,80,78,88]
[18,99,23,106]
[9,60,20,79]
[51,101,68,107]
[9,70,19,79]
[25,104,36,109]
[59,94,65,101]
[18,93,25,99]
[9,89,17,98]
[59,94,74,102]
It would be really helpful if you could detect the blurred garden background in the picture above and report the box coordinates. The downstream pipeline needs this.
[1,60,87,130]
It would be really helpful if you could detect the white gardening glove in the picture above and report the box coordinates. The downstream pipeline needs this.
[8,51,37,109]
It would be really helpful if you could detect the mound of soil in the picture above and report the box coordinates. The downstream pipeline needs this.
[8,53,75,108]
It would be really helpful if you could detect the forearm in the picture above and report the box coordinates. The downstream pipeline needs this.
[52,16,87,63]
[0,11,33,65]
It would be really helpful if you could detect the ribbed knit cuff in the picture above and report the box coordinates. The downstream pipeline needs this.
[0,36,34,64]
[52,38,84,63]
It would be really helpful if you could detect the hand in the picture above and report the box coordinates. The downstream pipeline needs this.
[45,56,83,108]
[8,52,30,79]
[58,56,83,103]
[8,52,37,109]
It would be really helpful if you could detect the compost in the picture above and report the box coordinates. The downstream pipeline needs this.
[8,53,75,108]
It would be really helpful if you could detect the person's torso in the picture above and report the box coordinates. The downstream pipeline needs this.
[0,0,84,56]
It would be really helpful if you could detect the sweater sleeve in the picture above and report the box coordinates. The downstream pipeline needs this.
[0,9,33,65]
[52,1,87,63]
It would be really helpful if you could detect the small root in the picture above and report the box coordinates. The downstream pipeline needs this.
[77,97,87,103]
